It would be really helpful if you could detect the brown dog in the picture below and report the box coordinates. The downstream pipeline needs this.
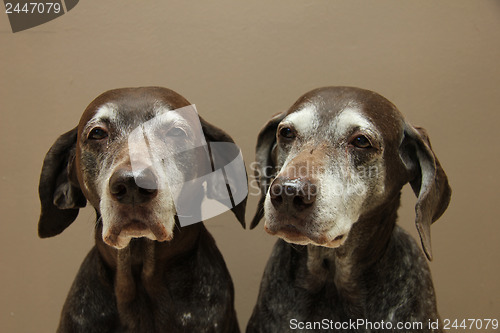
[38,87,246,333]
[248,87,451,333]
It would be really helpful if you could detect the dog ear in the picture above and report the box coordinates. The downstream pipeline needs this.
[400,124,451,260]
[250,112,287,229]
[200,117,248,228]
[38,127,86,238]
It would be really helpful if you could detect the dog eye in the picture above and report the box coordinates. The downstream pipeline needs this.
[279,127,295,140]
[167,127,187,138]
[351,135,372,149]
[88,128,108,140]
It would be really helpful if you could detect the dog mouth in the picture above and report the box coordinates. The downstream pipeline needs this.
[120,220,150,236]
[265,221,347,248]
[102,218,172,249]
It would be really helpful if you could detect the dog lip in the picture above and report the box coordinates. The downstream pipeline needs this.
[268,223,310,241]
[266,220,347,247]
[333,234,345,241]
[280,224,302,235]
[264,223,301,236]
[149,223,172,242]
[103,218,173,248]
[122,220,148,232]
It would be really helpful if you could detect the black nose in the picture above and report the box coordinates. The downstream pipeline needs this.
[109,167,158,204]
[269,177,317,211]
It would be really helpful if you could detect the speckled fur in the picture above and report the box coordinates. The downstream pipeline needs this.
[37,87,245,333]
[248,87,451,333]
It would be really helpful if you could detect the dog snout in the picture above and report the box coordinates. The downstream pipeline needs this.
[109,167,158,204]
[270,177,318,211]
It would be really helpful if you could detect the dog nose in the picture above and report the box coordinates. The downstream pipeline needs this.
[109,167,158,204]
[269,177,317,211]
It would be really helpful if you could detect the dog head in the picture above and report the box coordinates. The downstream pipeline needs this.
[251,87,450,260]
[38,87,247,249]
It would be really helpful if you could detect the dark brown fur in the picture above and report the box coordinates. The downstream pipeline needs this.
[38,87,246,333]
[247,87,451,333]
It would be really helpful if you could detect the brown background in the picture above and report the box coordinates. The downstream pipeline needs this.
[1,1,499,332]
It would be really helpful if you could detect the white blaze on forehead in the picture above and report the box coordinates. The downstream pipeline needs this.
[93,103,118,122]
[151,107,186,124]
[151,104,201,137]
[334,107,374,137]
[283,106,318,137]
[152,100,175,116]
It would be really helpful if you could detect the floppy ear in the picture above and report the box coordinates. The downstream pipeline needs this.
[400,124,451,260]
[38,127,86,238]
[250,112,287,229]
[200,117,248,228]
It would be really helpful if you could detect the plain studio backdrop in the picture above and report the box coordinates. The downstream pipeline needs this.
[1,1,499,332]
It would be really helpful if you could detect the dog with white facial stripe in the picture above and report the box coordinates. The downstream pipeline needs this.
[38,87,246,333]
[247,87,451,333]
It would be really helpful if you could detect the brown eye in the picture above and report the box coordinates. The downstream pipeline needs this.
[167,127,187,138]
[88,127,108,140]
[351,135,372,149]
[279,127,295,139]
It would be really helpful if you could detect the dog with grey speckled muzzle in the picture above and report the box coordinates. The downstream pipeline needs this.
[38,87,246,333]
[247,86,451,333]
